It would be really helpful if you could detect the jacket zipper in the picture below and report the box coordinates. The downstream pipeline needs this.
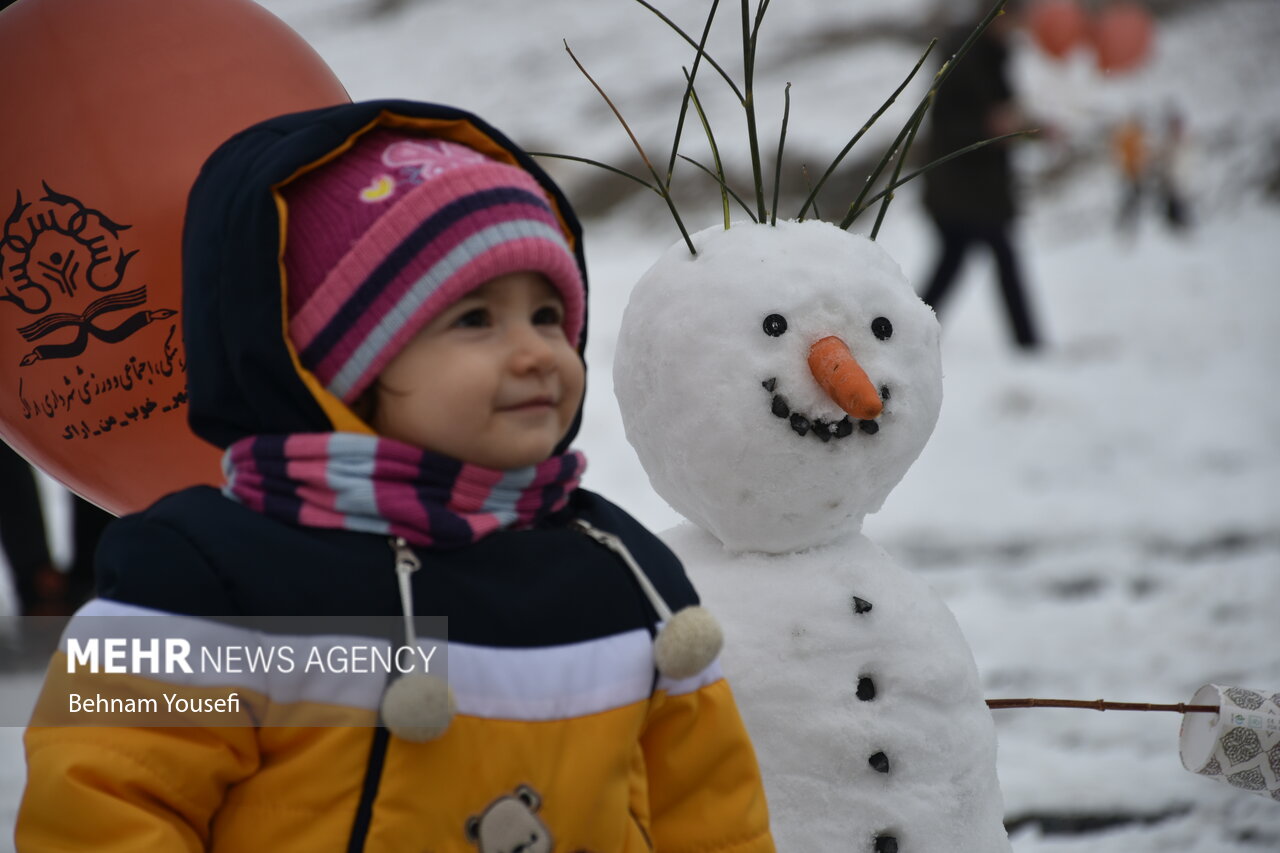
[345,537,417,852]
[351,527,674,850]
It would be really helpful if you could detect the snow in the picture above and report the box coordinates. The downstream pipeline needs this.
[3,0,1279,850]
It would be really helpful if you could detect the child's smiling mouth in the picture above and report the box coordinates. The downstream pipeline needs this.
[499,395,556,412]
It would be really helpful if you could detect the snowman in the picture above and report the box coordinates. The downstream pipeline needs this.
[613,219,1011,852]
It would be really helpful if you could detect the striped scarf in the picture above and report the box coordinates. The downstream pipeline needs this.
[222,433,585,549]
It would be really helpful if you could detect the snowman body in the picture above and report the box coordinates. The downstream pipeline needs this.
[665,523,1009,851]
[614,221,1011,851]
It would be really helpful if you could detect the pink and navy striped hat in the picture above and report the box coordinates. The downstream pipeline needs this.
[281,127,586,404]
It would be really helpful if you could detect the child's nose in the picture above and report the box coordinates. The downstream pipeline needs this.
[508,323,557,373]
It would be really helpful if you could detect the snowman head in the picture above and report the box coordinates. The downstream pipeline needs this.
[614,220,942,554]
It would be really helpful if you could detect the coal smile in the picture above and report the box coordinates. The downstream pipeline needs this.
[761,377,887,442]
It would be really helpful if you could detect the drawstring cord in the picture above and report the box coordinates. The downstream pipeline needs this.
[570,520,673,622]
[571,519,723,681]
[380,537,455,742]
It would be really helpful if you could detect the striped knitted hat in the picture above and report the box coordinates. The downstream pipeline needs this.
[282,128,585,404]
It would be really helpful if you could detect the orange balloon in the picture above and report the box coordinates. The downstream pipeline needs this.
[1094,2,1154,73]
[0,0,348,516]
[1027,0,1090,60]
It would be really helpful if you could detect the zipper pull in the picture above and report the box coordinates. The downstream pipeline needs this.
[390,536,421,578]
[388,536,421,647]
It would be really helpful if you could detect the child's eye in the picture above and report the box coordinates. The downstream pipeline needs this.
[532,305,563,326]
[452,308,490,328]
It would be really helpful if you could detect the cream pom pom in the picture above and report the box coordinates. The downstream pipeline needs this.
[654,606,723,680]
[380,673,455,742]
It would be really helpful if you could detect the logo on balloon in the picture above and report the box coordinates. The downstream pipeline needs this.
[1,183,177,366]
[1,182,187,443]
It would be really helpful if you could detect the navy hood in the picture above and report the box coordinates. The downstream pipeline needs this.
[181,99,588,450]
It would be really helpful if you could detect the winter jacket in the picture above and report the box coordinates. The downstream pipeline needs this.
[17,100,774,853]
[921,25,1017,227]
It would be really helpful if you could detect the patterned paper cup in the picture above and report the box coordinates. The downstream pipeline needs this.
[1179,684,1280,801]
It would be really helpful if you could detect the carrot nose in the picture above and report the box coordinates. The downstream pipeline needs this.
[808,336,883,420]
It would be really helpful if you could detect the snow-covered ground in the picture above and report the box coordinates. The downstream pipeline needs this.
[3,1,1278,850]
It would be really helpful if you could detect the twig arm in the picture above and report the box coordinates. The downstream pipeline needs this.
[987,698,1219,714]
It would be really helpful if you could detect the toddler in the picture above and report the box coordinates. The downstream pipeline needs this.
[19,100,774,852]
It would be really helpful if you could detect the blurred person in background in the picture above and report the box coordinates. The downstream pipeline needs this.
[1112,106,1193,238]
[1151,105,1193,232]
[0,443,108,616]
[0,443,58,616]
[1113,112,1149,235]
[920,0,1043,351]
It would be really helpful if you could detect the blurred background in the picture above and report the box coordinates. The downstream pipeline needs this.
[2,0,1278,849]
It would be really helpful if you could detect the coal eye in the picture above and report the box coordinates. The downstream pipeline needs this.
[763,313,788,337]
[871,317,893,340]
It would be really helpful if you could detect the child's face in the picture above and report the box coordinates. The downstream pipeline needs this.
[370,272,585,469]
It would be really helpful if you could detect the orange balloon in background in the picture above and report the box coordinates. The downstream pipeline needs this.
[1094,2,1155,73]
[1027,0,1090,60]
[0,0,348,516]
